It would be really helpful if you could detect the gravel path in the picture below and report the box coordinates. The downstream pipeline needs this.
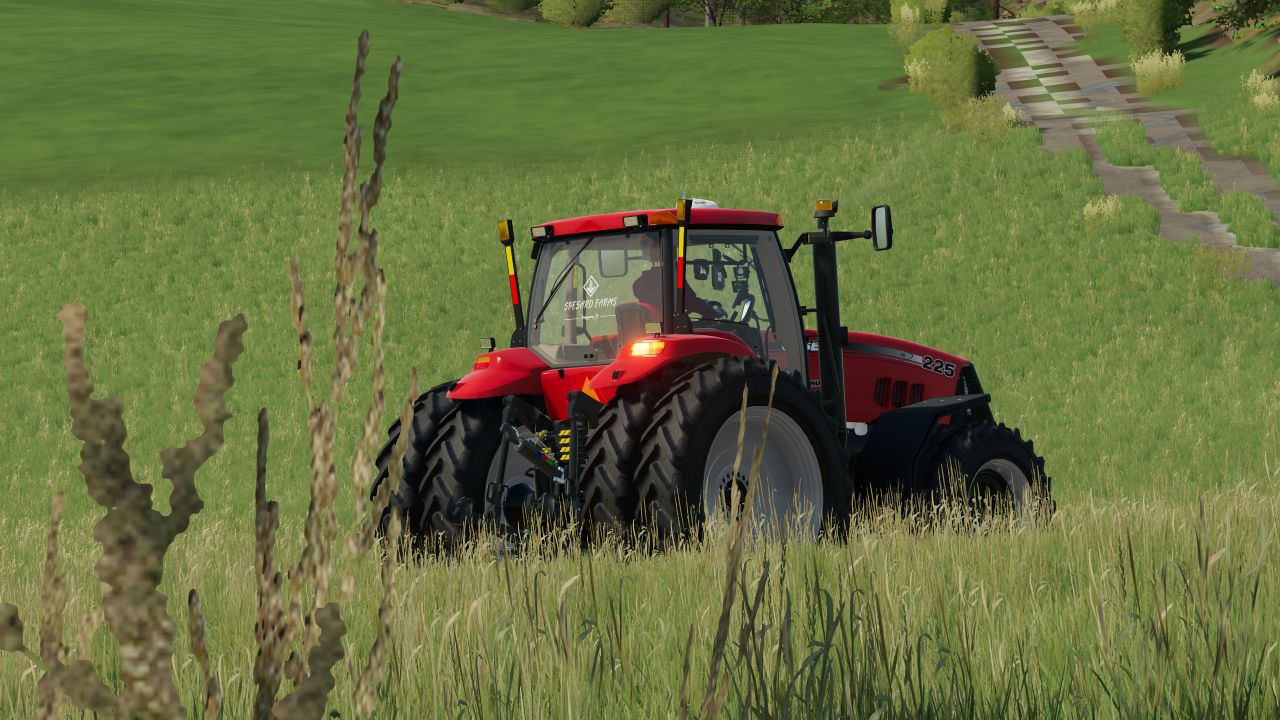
[955,16,1280,285]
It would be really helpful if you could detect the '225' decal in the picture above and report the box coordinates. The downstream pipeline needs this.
[921,356,956,378]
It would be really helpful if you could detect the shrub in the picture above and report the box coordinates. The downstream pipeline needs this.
[608,0,668,22]
[1119,0,1195,56]
[891,0,944,21]
[946,0,995,21]
[1018,0,1072,18]
[1130,49,1185,95]
[905,27,998,108]
[488,0,539,11]
[826,0,892,22]
[888,3,922,49]
[939,95,1027,141]
[539,0,612,25]
[1244,69,1280,111]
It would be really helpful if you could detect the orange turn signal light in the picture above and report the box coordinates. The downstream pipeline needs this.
[629,340,666,357]
[473,354,493,369]
[815,199,834,212]
[498,219,513,244]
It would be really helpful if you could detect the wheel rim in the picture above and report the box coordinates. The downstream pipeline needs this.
[703,407,823,536]
[970,457,1031,515]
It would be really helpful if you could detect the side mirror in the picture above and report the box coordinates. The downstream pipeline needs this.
[598,249,629,277]
[691,259,710,281]
[871,205,893,251]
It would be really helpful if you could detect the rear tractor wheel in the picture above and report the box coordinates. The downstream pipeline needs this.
[578,364,692,545]
[630,357,849,546]
[370,384,508,554]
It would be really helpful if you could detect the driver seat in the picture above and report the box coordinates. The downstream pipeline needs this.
[615,302,659,345]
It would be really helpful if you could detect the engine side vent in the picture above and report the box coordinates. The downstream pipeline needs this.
[909,383,924,404]
[891,380,907,408]
[874,377,890,406]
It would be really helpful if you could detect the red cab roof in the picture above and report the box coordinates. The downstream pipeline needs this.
[533,207,783,239]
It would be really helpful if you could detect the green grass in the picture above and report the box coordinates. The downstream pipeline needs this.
[1094,117,1155,165]
[1153,146,1222,211]
[4,121,1279,530]
[4,485,1279,717]
[1096,118,1280,247]
[0,0,924,191]
[1073,20,1130,64]
[1219,190,1280,248]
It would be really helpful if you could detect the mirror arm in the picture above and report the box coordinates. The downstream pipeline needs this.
[785,232,813,262]
[786,229,874,263]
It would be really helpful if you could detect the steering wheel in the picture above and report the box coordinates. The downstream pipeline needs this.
[705,301,729,319]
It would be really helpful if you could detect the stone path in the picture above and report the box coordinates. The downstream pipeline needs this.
[954,16,1280,285]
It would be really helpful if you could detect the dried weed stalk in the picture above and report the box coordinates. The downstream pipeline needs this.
[0,301,247,719]
[0,29,410,720]
[259,27,408,720]
[679,364,781,720]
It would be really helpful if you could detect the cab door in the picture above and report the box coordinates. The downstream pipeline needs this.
[682,229,806,378]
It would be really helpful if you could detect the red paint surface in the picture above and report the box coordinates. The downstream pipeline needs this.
[533,207,784,239]
[803,329,971,423]
[448,347,546,400]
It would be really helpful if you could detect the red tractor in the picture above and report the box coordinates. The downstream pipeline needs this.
[373,198,1049,549]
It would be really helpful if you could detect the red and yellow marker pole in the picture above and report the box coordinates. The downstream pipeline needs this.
[674,198,691,319]
[499,219,526,342]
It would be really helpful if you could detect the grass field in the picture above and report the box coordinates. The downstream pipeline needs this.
[2,2,1280,717]
[0,0,924,190]
[3,485,1279,717]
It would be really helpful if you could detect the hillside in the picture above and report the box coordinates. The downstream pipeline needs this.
[0,0,925,190]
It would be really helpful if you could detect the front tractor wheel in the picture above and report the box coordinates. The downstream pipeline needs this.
[922,420,1051,521]
[631,357,848,545]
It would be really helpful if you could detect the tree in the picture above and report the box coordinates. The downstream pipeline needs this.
[671,0,738,25]
[1211,0,1279,30]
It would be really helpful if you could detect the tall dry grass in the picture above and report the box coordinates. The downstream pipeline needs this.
[0,31,412,719]
[1070,0,1120,36]
[1131,49,1185,95]
[1243,69,1280,111]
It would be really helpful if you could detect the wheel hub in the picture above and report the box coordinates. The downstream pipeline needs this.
[703,406,823,536]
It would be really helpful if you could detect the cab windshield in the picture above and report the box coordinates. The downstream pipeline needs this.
[527,230,664,367]
[526,227,804,373]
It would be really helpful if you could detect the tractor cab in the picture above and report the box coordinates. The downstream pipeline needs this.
[521,202,806,377]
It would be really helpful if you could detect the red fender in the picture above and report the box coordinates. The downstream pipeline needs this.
[588,331,756,396]
[448,347,547,400]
